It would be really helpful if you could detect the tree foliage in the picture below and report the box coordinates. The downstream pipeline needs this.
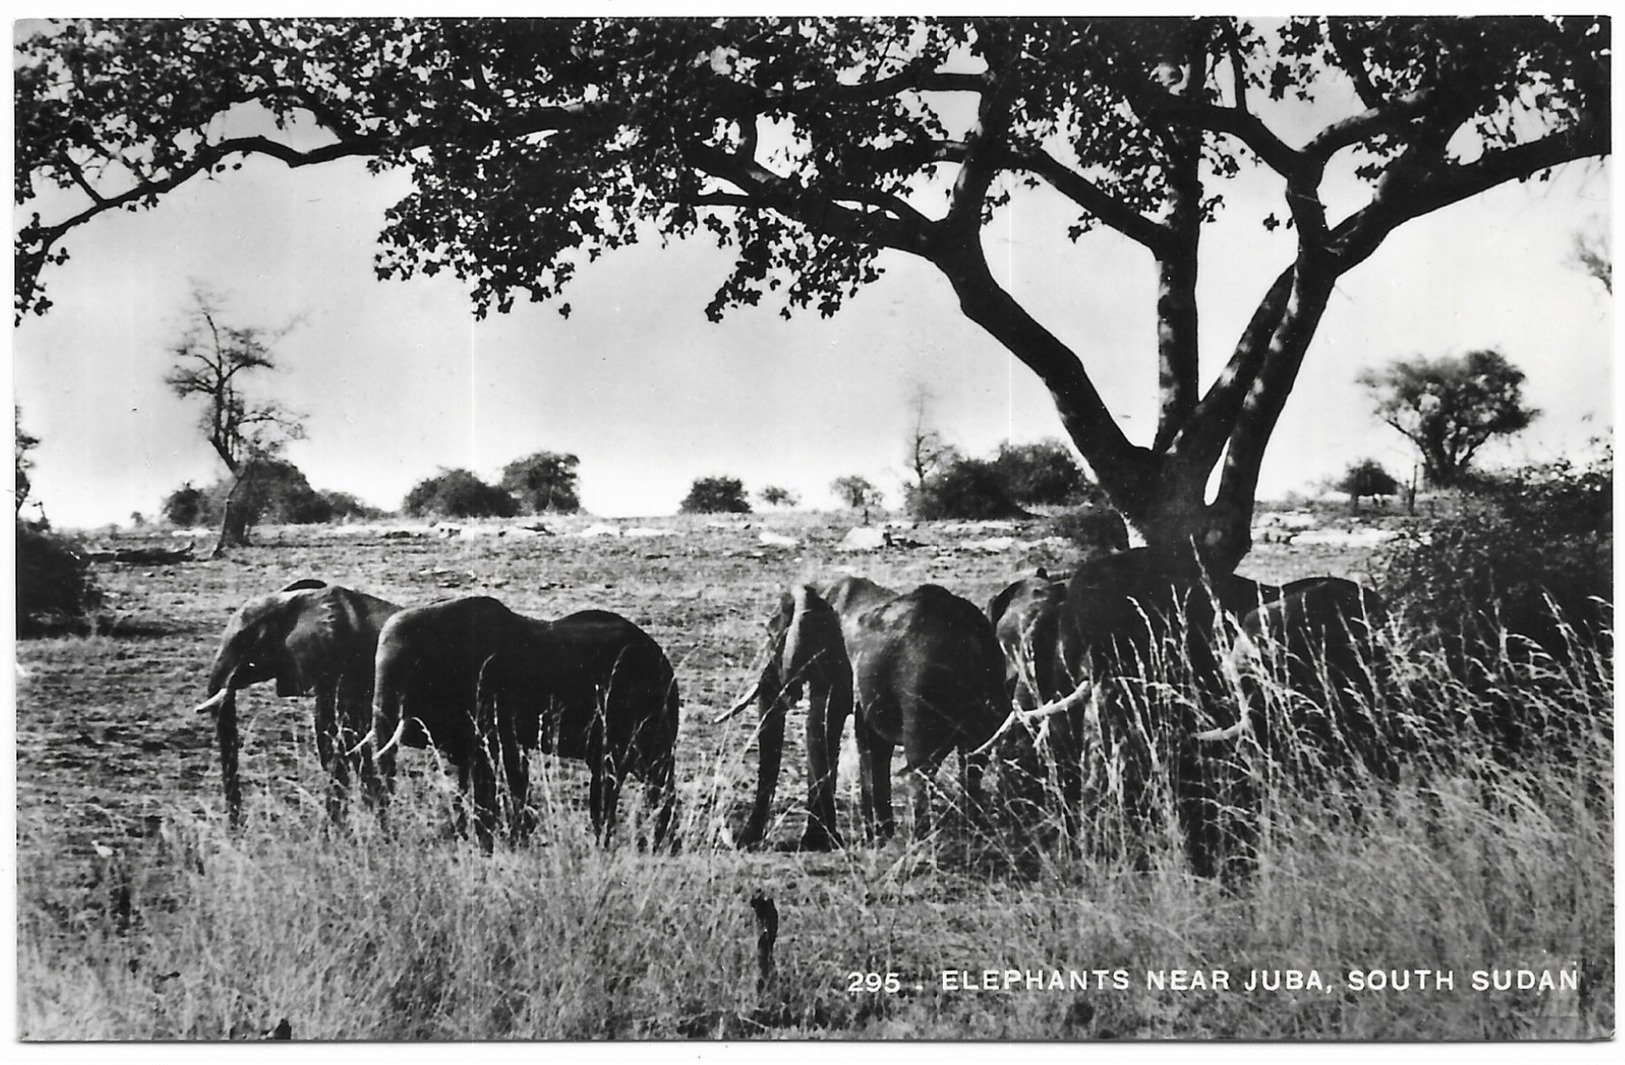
[758,485,799,507]
[1358,349,1538,488]
[1333,458,1401,504]
[15,17,1609,565]
[500,450,582,513]
[908,457,1029,520]
[989,439,1099,506]
[403,469,519,518]
[161,460,376,525]
[15,406,40,516]
[680,475,751,514]
[1381,451,1612,672]
[830,475,883,512]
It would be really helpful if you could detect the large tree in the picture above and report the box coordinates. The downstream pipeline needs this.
[1358,349,1539,488]
[163,287,305,553]
[15,18,1609,568]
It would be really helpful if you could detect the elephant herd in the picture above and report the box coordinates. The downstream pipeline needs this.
[194,545,1391,874]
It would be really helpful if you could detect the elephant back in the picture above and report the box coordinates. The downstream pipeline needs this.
[534,609,680,771]
[868,584,1009,740]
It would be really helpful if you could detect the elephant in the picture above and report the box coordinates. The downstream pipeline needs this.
[192,579,400,825]
[986,569,1068,713]
[1228,576,1395,785]
[1001,548,1389,878]
[728,576,1013,849]
[354,595,680,851]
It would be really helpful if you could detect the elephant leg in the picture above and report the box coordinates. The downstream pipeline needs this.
[858,726,895,841]
[801,680,846,851]
[499,715,532,843]
[736,691,787,850]
[960,747,989,832]
[587,721,622,846]
[314,686,351,824]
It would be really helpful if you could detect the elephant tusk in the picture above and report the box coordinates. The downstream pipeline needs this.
[713,679,761,724]
[194,688,233,716]
[344,729,377,759]
[1194,719,1250,743]
[970,708,1025,758]
[373,717,409,760]
[1020,676,1096,724]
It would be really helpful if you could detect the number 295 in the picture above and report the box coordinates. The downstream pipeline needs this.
[847,971,902,993]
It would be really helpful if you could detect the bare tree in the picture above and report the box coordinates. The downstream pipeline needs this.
[164,287,304,554]
[905,385,961,491]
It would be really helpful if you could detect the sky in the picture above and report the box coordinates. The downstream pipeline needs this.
[8,20,1614,530]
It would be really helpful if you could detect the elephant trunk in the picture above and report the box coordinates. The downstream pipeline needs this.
[214,687,243,827]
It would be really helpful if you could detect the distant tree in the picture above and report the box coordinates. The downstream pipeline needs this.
[989,439,1099,506]
[1358,350,1539,489]
[319,491,387,521]
[758,485,800,508]
[15,405,39,516]
[19,18,1606,568]
[162,483,213,526]
[830,475,884,515]
[909,456,1029,520]
[224,458,332,524]
[403,469,519,518]
[1334,459,1401,508]
[905,386,960,491]
[500,450,582,513]
[680,475,752,514]
[163,287,304,553]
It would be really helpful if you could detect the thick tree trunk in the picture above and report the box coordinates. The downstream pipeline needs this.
[211,467,254,558]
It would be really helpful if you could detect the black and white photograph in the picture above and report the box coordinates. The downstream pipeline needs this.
[9,13,1614,1040]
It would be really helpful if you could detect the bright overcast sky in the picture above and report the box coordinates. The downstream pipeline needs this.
[8,19,1614,530]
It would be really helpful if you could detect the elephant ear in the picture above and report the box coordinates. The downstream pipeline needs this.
[781,585,841,683]
[277,589,342,696]
[280,578,328,592]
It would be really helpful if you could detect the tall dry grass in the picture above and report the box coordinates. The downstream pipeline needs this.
[16,607,1612,1039]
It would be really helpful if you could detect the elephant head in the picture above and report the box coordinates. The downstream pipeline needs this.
[195,580,399,825]
[730,585,855,850]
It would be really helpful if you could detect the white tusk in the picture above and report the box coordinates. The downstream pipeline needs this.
[345,728,377,759]
[1194,719,1250,743]
[194,688,233,716]
[970,708,1024,758]
[1020,676,1095,723]
[373,717,408,760]
[713,679,761,724]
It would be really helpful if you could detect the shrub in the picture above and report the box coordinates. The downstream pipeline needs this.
[1044,506,1129,560]
[758,485,799,508]
[1380,452,1612,667]
[15,522,103,636]
[679,476,751,514]
[162,483,214,526]
[989,439,1101,506]
[318,491,387,521]
[403,469,519,519]
[499,451,581,514]
[908,457,1028,520]
[1334,459,1401,506]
